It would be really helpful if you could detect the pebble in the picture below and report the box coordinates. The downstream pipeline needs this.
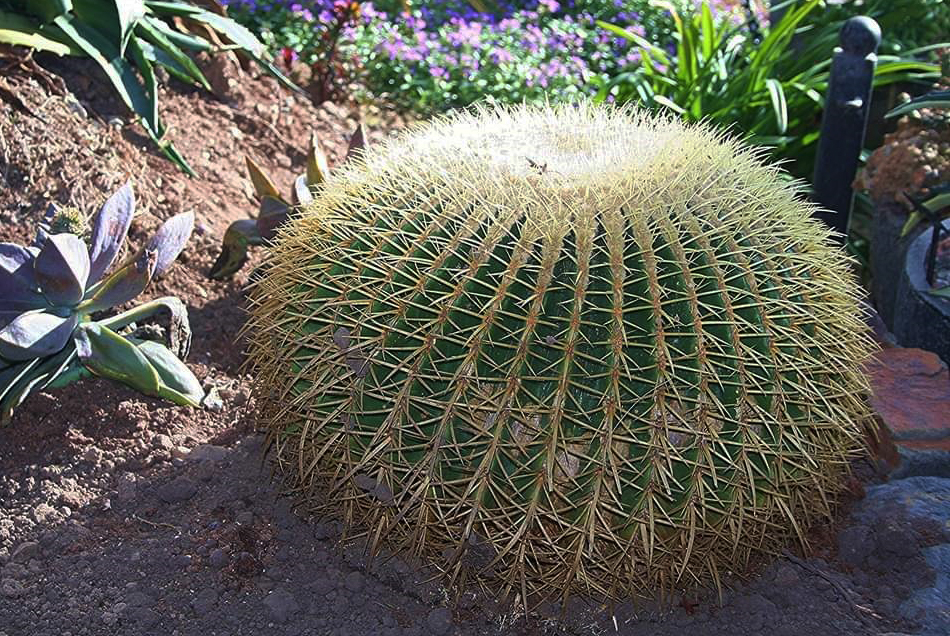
[32,504,56,523]
[10,542,40,564]
[189,445,228,463]
[262,588,299,624]
[191,588,218,617]
[209,548,228,569]
[0,579,23,599]
[201,387,224,412]
[157,477,198,504]
[152,435,174,451]
[344,571,364,592]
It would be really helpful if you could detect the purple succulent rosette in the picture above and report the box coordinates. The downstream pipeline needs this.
[0,182,203,424]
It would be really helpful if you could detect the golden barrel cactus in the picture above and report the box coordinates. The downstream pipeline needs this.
[245,104,876,604]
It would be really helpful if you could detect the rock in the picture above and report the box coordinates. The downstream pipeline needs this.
[838,524,873,567]
[236,511,254,526]
[1,579,24,598]
[209,548,228,569]
[853,477,950,636]
[426,607,453,635]
[868,348,950,452]
[344,571,364,593]
[899,545,950,636]
[152,434,174,450]
[116,474,137,502]
[892,447,950,479]
[191,588,218,617]
[32,503,56,523]
[876,523,920,558]
[188,445,228,462]
[201,387,224,412]
[157,477,198,504]
[262,588,299,624]
[732,592,776,616]
[10,542,40,564]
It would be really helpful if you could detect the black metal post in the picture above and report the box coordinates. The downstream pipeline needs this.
[812,16,880,239]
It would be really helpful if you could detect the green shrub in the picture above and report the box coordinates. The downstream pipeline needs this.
[595,0,945,179]
[1,183,201,423]
[0,0,296,174]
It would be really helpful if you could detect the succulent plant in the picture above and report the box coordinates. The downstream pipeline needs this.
[209,124,367,279]
[245,104,876,605]
[0,182,202,424]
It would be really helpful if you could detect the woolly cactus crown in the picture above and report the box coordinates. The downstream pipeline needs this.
[246,103,875,604]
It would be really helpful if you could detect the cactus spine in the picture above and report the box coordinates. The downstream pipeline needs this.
[245,103,876,604]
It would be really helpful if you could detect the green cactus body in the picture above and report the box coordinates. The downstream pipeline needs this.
[246,104,876,603]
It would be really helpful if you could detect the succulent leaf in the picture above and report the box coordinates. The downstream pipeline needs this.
[257,197,291,241]
[209,219,259,280]
[74,322,162,396]
[79,247,157,314]
[306,132,330,185]
[146,210,194,276]
[292,174,313,207]
[245,156,284,202]
[34,233,90,306]
[344,123,367,162]
[0,310,77,361]
[133,338,203,406]
[0,243,44,314]
[88,181,135,284]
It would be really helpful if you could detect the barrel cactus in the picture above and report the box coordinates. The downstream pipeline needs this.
[245,103,876,604]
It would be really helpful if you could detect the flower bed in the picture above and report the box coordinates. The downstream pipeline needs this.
[222,0,760,113]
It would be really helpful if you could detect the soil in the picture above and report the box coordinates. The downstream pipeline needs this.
[0,49,947,636]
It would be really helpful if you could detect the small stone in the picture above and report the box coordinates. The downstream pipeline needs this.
[82,447,100,464]
[0,579,23,598]
[191,588,218,617]
[10,542,40,564]
[102,612,118,626]
[209,548,228,569]
[188,445,228,462]
[201,387,224,412]
[116,474,137,502]
[107,117,124,128]
[236,511,254,526]
[262,588,299,624]
[157,477,198,504]
[426,607,453,635]
[32,503,56,523]
[344,571,364,592]
[152,434,174,450]
[64,97,87,118]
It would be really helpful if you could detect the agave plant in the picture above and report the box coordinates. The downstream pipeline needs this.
[0,0,298,175]
[0,182,202,424]
[208,124,366,279]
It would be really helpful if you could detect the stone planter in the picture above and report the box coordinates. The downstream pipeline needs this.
[871,201,924,330]
[892,220,950,364]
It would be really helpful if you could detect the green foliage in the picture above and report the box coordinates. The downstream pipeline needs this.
[595,0,946,179]
[0,0,297,175]
[810,0,950,56]
[247,103,876,603]
[208,124,366,279]
[0,182,202,424]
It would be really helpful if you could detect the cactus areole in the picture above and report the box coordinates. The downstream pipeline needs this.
[246,104,876,604]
